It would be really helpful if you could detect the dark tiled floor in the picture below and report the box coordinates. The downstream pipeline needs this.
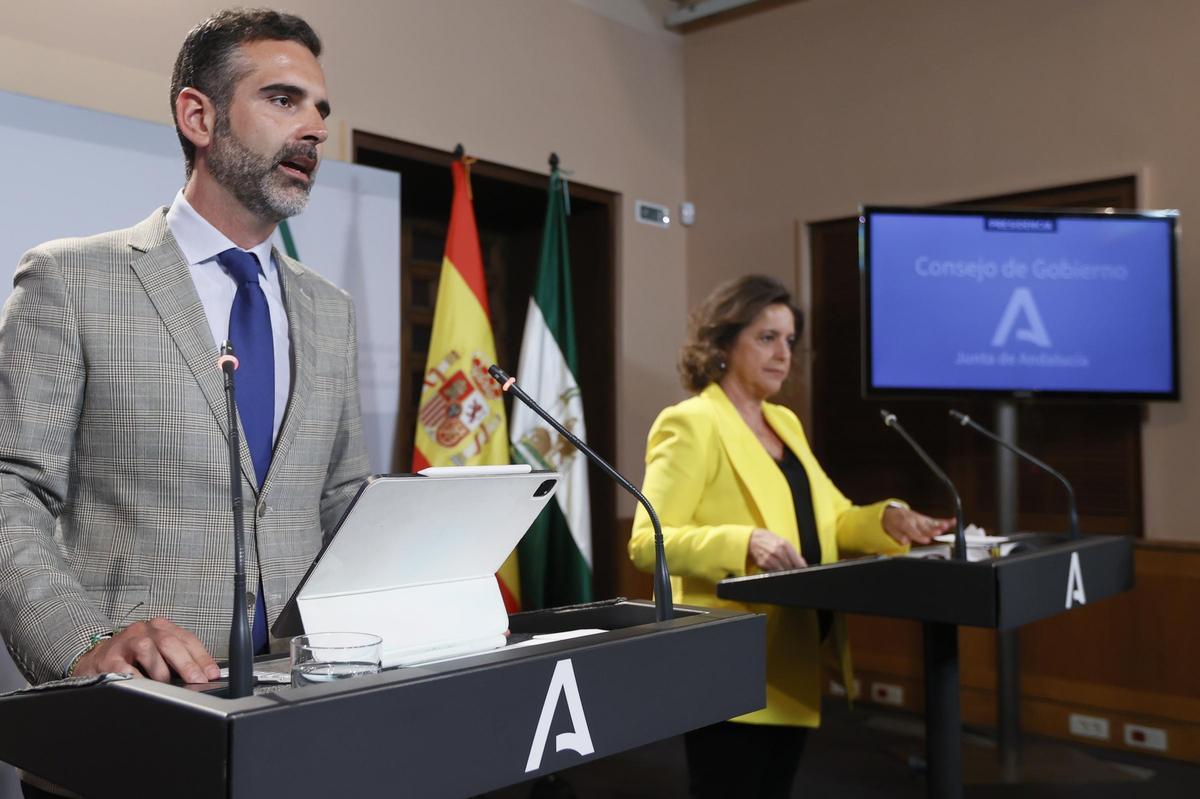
[488,702,1200,798]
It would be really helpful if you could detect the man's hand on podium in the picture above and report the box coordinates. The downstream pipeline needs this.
[72,617,220,684]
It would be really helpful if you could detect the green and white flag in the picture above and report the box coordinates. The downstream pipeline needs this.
[511,165,591,609]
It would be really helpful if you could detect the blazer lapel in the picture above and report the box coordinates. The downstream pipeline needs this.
[701,384,798,542]
[263,249,314,494]
[127,210,259,490]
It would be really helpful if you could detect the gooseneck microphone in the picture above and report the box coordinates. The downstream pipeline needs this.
[880,410,967,561]
[949,410,1079,540]
[219,341,254,697]
[488,365,674,621]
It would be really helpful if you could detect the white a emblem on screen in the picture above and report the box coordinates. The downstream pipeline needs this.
[526,658,595,772]
[992,287,1052,348]
[1065,551,1088,609]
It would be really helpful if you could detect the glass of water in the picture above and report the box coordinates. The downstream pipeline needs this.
[290,632,382,687]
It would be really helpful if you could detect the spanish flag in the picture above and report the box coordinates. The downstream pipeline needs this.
[413,157,521,611]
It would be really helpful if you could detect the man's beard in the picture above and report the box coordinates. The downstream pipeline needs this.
[207,119,318,222]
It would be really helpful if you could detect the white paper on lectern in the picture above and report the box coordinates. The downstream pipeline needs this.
[294,469,559,667]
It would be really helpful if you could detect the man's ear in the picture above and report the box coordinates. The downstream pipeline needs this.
[175,87,217,151]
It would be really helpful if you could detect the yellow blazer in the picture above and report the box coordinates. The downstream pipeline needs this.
[629,383,905,727]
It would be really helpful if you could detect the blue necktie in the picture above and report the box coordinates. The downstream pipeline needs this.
[218,248,274,654]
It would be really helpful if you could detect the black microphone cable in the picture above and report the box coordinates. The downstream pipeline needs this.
[880,410,967,561]
[489,365,674,621]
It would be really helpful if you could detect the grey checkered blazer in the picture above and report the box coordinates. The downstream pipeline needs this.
[0,209,371,683]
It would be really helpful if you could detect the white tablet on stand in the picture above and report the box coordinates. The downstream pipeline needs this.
[273,466,558,667]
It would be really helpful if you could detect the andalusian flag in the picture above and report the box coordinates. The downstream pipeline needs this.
[510,165,592,609]
[414,158,521,611]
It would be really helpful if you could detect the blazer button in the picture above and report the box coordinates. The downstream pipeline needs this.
[257,503,270,519]
[245,591,256,607]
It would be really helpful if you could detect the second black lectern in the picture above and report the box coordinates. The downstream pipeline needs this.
[718,533,1133,799]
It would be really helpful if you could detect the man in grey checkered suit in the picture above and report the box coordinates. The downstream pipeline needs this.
[0,9,370,689]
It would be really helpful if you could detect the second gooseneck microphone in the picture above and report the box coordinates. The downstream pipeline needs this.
[220,341,254,697]
[880,410,967,561]
[950,410,1080,540]
[489,365,674,621]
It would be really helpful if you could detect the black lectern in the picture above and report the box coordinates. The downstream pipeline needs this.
[718,533,1133,799]
[0,600,764,798]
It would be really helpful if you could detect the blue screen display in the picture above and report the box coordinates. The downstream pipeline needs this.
[865,209,1177,396]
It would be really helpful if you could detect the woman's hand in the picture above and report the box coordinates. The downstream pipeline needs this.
[747,528,807,572]
[882,505,955,546]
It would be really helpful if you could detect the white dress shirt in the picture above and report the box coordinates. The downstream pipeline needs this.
[165,190,292,444]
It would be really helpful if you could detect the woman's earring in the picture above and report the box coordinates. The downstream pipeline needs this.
[718,360,727,371]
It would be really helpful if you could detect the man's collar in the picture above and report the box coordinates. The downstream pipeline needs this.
[165,190,276,275]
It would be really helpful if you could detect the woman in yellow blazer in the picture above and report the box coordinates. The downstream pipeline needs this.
[629,275,951,799]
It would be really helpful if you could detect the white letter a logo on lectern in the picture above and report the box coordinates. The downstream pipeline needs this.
[1065,551,1087,609]
[525,658,595,773]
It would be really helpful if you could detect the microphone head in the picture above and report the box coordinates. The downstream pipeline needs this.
[879,409,897,427]
[949,409,969,425]
[488,364,518,393]
[217,341,239,373]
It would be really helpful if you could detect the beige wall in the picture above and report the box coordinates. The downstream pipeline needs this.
[0,0,688,493]
[683,0,1198,540]
[7,1,1190,535]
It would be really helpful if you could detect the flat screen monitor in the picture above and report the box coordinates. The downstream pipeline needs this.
[860,206,1179,400]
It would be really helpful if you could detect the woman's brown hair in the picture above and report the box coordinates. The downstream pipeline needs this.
[678,274,802,393]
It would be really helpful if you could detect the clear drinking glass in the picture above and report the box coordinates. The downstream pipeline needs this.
[290,632,382,687]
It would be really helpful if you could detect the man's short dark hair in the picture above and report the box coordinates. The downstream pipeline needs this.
[170,8,322,178]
